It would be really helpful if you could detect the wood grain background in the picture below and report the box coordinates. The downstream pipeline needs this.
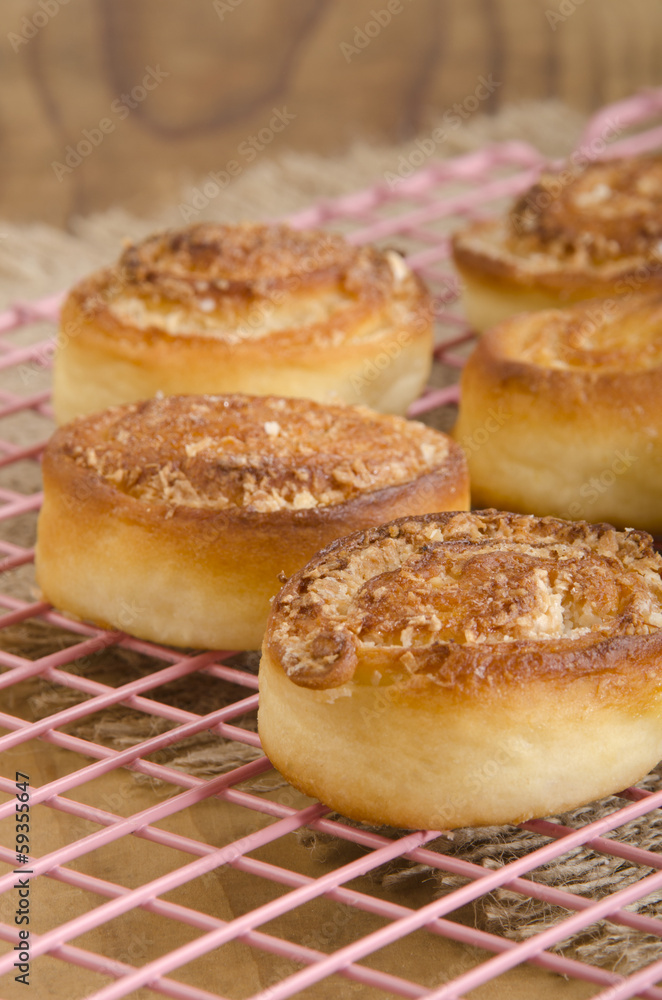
[1,0,662,228]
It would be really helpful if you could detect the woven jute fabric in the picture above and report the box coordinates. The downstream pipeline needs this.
[0,100,581,306]
[4,100,661,973]
[13,611,662,973]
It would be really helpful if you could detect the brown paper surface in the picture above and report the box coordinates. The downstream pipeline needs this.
[0,710,600,1000]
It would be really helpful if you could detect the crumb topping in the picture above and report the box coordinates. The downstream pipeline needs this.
[54,395,451,513]
[453,155,662,281]
[269,511,662,687]
[80,223,422,342]
[509,156,662,264]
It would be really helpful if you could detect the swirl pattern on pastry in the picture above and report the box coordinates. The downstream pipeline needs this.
[451,155,662,332]
[258,510,662,828]
[112,223,397,337]
[510,156,662,264]
[36,395,469,650]
[268,510,662,688]
[453,292,662,531]
[54,222,434,422]
[57,394,454,512]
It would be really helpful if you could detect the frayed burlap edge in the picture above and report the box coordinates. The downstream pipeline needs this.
[0,99,583,306]
[2,620,264,785]
[12,618,662,975]
[5,98,659,973]
[298,773,662,975]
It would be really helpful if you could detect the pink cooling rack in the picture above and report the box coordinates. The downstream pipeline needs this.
[2,90,662,1000]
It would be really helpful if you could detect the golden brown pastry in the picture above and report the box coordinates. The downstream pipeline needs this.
[453,292,662,532]
[451,155,662,332]
[259,510,662,829]
[53,222,434,424]
[35,394,469,650]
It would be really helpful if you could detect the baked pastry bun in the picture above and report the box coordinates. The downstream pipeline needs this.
[53,222,434,424]
[35,394,469,650]
[453,292,662,533]
[258,510,662,829]
[451,155,662,332]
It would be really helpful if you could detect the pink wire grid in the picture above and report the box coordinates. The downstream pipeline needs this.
[2,89,662,999]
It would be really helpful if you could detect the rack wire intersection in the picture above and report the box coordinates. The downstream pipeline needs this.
[2,90,662,999]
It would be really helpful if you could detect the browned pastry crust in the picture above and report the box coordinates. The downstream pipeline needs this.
[258,510,662,828]
[451,156,662,331]
[35,395,469,650]
[53,222,434,423]
[453,292,662,532]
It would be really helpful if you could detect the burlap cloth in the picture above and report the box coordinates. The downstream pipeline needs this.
[2,102,661,999]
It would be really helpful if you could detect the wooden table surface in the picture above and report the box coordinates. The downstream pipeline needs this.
[2,6,662,998]
[1,0,662,229]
